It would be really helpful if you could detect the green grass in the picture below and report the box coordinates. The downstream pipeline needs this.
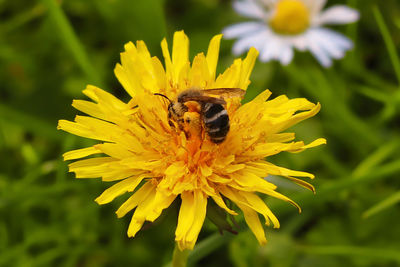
[1,0,400,266]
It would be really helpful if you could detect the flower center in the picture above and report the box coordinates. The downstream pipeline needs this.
[268,0,310,35]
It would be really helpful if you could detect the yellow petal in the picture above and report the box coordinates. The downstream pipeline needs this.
[185,191,207,242]
[199,162,213,177]
[172,31,189,85]
[59,116,124,143]
[127,188,157,237]
[161,38,173,84]
[72,100,103,120]
[63,146,101,161]
[151,56,167,93]
[256,186,301,213]
[175,191,207,250]
[278,103,321,132]
[116,182,155,218]
[146,190,177,222]
[189,53,209,88]
[83,85,129,111]
[220,186,278,227]
[95,174,149,204]
[211,192,237,215]
[127,217,144,238]
[242,141,306,158]
[114,63,137,98]
[159,161,186,190]
[262,162,315,179]
[68,157,116,175]
[224,164,245,173]
[58,120,106,141]
[266,133,296,143]
[101,169,146,182]
[214,59,241,88]
[238,47,259,90]
[237,202,267,245]
[285,176,315,193]
[208,174,232,184]
[300,138,327,150]
[239,191,280,228]
[70,163,136,181]
[94,143,134,159]
[175,191,195,240]
[232,171,277,191]
[206,34,222,81]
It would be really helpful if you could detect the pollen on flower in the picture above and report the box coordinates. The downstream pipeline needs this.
[269,0,310,35]
[58,30,326,251]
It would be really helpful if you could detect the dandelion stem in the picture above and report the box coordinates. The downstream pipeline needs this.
[172,244,189,267]
[188,233,234,265]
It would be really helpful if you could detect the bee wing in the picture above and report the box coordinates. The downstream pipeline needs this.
[203,88,246,99]
[179,95,226,105]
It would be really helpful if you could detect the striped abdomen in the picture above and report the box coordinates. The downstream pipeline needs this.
[203,103,230,143]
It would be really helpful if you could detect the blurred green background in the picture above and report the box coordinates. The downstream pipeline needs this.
[1,0,400,266]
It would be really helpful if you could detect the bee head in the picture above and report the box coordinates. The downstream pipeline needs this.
[154,93,184,120]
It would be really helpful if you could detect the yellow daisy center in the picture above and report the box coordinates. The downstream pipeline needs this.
[269,0,310,35]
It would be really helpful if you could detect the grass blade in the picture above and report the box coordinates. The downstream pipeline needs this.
[373,5,400,87]
[363,191,400,218]
[41,0,103,86]
[297,245,400,262]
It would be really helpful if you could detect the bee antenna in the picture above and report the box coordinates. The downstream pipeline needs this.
[154,93,172,104]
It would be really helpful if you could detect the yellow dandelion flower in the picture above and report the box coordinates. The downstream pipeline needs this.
[58,30,326,251]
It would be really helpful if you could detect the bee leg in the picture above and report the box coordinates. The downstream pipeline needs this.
[178,118,185,132]
[200,125,206,143]
[184,131,191,139]
[167,118,183,139]
[168,119,175,129]
[174,118,189,139]
[199,113,206,141]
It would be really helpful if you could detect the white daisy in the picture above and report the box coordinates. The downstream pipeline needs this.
[222,0,360,67]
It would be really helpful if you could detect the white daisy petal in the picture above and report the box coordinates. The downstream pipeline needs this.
[316,28,353,50]
[260,35,284,62]
[308,29,344,59]
[309,46,332,67]
[222,22,266,39]
[233,0,266,19]
[308,0,327,20]
[315,5,360,26]
[305,32,332,67]
[279,44,294,65]
[259,39,277,62]
[232,29,269,55]
[290,34,309,51]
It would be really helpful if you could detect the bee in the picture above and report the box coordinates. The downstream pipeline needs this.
[155,87,245,144]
